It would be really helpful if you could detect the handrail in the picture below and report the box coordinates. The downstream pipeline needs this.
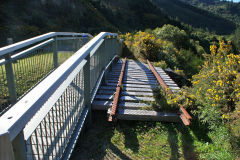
[0,32,92,57]
[0,32,118,141]
[11,38,55,61]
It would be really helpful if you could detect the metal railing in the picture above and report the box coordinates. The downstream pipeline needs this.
[0,32,121,160]
[0,32,91,114]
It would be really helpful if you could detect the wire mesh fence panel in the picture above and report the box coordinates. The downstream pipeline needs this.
[0,37,89,114]
[57,38,87,65]
[12,43,54,99]
[25,69,85,160]
[90,43,103,92]
[89,38,120,92]
[0,63,9,112]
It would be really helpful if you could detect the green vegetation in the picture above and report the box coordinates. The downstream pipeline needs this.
[154,24,189,49]
[180,0,240,26]
[151,0,236,34]
[121,25,207,78]
[118,24,240,159]
[150,87,179,112]
[172,40,240,126]
[230,27,240,51]
[120,31,164,61]
[0,0,174,47]
[165,40,240,152]
[0,0,237,47]
[71,112,239,160]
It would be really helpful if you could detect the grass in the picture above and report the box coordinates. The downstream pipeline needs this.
[70,111,239,160]
[58,51,74,65]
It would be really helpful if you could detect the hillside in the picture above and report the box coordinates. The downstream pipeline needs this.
[0,0,173,47]
[90,0,176,32]
[0,0,237,47]
[180,0,240,26]
[150,0,236,34]
[0,0,115,46]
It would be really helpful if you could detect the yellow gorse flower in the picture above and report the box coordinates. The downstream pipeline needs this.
[222,114,229,119]
[216,80,223,87]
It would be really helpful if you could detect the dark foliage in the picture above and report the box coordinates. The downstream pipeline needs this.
[180,0,240,27]
[151,0,236,35]
[0,0,237,47]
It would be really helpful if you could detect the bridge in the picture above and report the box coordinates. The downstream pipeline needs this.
[0,32,191,160]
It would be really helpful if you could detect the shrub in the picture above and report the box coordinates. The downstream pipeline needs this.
[121,27,203,77]
[176,49,203,77]
[232,28,240,51]
[154,24,189,49]
[172,40,240,127]
[152,87,179,112]
[121,31,164,61]
[153,60,168,69]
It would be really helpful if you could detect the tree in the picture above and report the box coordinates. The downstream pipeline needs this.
[154,24,189,49]
[233,28,240,51]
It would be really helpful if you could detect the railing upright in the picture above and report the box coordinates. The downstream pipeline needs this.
[4,39,17,104]
[53,36,58,68]
[11,132,27,160]
[4,54,17,104]
[0,129,14,160]
[84,54,91,125]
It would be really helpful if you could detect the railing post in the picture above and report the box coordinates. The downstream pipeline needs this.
[102,39,108,85]
[84,54,91,126]
[53,36,58,68]
[111,38,115,58]
[119,39,123,56]
[109,39,115,72]
[12,132,27,160]
[0,130,14,160]
[5,39,17,104]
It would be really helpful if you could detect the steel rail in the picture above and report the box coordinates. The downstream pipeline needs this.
[179,104,192,120]
[147,59,192,125]
[108,57,127,122]
[147,60,173,94]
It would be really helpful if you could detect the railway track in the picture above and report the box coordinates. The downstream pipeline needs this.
[92,58,191,125]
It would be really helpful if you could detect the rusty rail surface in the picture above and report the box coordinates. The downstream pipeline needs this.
[147,59,192,126]
[179,104,192,125]
[108,57,127,121]
[147,60,173,94]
